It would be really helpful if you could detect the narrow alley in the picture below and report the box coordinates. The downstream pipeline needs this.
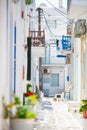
[0,0,87,130]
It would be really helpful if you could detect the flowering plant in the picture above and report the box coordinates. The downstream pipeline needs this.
[23,83,39,105]
[2,93,37,119]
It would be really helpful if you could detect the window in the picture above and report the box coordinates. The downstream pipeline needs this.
[59,0,63,7]
[46,20,57,29]
[51,74,59,86]
[43,75,50,83]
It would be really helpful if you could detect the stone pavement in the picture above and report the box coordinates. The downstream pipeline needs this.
[35,97,83,130]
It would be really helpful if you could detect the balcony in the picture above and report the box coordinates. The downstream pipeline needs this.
[29,30,45,47]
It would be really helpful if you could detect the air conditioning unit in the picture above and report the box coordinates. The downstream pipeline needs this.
[42,68,50,74]
[47,69,50,74]
[74,19,87,37]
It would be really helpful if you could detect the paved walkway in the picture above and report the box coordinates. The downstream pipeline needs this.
[8,97,84,130]
[35,97,83,130]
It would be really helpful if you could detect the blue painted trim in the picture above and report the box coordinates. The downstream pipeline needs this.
[14,23,16,93]
[57,55,66,58]
[62,35,71,50]
[14,46,16,59]
[14,24,16,44]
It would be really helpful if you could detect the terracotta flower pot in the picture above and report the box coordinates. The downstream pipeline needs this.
[83,110,87,118]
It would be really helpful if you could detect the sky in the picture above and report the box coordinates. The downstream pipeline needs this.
[35,0,67,9]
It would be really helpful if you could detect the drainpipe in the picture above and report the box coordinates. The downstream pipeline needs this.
[36,7,43,37]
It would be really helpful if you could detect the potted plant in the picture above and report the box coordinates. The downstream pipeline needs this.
[2,92,38,130]
[79,99,87,118]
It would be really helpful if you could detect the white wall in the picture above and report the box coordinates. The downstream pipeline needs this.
[31,47,45,90]
[13,0,25,99]
[45,29,66,42]
[0,0,9,130]
[4,0,26,102]
[72,38,81,100]
[80,35,87,99]
[0,0,27,129]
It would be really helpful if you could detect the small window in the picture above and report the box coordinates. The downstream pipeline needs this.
[59,0,63,7]
[43,75,50,83]
[51,74,59,87]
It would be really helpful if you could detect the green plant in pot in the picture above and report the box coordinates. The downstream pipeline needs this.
[2,94,37,130]
[2,94,37,119]
[79,99,87,118]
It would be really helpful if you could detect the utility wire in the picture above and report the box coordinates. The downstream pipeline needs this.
[42,11,55,38]
[42,10,70,38]
[35,0,72,24]
[46,0,67,15]
[43,9,71,26]
[43,9,68,23]
[46,0,71,22]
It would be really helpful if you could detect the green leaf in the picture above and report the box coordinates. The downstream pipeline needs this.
[16,105,28,118]
[79,99,87,113]
[26,111,36,118]
[14,95,21,105]
[26,83,32,92]
[25,0,32,5]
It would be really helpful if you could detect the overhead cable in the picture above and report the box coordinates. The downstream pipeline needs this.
[46,0,71,22]
[42,11,55,38]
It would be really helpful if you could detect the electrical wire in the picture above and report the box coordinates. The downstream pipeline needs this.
[42,8,68,23]
[42,11,55,38]
[36,0,70,22]
[42,10,68,39]
[43,9,72,26]
[46,0,71,22]
[47,0,67,15]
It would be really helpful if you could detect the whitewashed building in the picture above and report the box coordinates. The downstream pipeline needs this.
[67,0,87,100]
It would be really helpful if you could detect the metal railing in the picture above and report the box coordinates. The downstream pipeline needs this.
[29,30,45,47]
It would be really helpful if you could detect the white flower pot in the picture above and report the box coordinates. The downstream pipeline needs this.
[11,119,35,130]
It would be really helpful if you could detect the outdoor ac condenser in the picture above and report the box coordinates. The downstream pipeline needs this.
[42,68,50,74]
